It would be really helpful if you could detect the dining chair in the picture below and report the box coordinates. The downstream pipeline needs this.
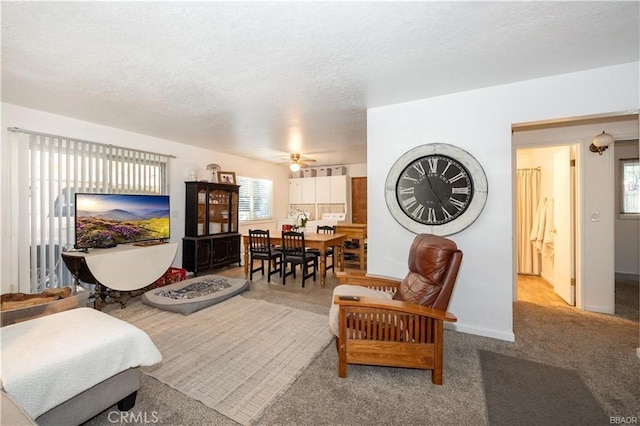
[307,225,335,273]
[281,231,318,287]
[248,229,282,282]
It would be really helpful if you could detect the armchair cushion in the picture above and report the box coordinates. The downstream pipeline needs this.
[393,234,459,306]
[329,284,392,336]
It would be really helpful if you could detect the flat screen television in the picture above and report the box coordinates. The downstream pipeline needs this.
[74,193,170,249]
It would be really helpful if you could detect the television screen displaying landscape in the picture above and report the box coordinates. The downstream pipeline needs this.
[75,193,170,249]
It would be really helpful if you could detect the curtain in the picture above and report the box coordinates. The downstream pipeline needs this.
[516,168,541,275]
[3,128,169,293]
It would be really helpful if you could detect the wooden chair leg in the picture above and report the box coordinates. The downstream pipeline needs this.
[432,320,444,385]
[313,257,318,281]
[266,259,272,281]
[337,336,347,378]
[250,257,262,281]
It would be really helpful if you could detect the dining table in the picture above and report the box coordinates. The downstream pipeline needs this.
[242,232,347,288]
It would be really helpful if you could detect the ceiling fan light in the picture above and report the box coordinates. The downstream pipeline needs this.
[290,162,301,172]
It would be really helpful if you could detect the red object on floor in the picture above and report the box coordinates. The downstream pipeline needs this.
[151,267,187,288]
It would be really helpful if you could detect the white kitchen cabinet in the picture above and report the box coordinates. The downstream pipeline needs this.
[315,176,332,203]
[329,175,348,204]
[314,175,347,204]
[288,175,349,218]
[300,178,316,203]
[288,178,302,204]
[289,178,316,204]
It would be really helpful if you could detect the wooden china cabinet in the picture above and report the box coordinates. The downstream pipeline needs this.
[182,181,241,275]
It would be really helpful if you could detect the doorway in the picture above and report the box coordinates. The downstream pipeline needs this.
[351,177,367,224]
[515,144,578,307]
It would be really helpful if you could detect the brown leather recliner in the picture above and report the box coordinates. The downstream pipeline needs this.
[330,233,463,385]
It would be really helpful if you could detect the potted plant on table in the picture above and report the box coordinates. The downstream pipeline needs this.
[295,212,308,232]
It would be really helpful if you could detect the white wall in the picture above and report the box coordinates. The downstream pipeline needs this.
[0,103,290,293]
[367,62,639,341]
[347,163,367,177]
[615,140,640,276]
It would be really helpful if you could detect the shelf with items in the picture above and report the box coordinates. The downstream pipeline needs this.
[343,244,367,269]
[183,181,241,275]
[335,223,367,270]
[185,182,239,237]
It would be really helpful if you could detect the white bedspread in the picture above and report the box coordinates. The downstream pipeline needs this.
[0,307,162,419]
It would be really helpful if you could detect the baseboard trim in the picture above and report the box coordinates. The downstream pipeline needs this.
[446,322,515,342]
[585,304,615,314]
[615,272,639,283]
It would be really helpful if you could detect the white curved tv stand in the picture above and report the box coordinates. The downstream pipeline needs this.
[62,243,178,292]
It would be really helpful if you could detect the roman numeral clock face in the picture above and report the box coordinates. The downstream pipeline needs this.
[397,155,472,225]
[385,144,488,236]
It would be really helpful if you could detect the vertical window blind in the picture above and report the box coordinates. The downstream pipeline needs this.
[237,176,273,221]
[4,128,169,293]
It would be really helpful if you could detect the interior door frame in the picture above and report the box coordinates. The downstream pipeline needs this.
[511,141,583,309]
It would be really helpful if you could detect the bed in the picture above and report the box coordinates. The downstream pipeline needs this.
[0,307,162,425]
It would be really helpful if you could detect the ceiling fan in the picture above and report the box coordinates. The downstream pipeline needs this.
[279,153,317,172]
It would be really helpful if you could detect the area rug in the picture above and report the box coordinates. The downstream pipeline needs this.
[479,350,608,425]
[109,296,333,425]
[141,274,249,315]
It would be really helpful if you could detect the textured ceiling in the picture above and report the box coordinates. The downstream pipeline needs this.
[2,2,638,167]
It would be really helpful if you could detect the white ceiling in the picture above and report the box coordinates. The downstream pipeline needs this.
[2,2,638,167]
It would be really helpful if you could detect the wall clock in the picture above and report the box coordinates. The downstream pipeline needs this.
[384,143,488,236]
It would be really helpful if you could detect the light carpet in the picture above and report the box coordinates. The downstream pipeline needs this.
[109,295,333,425]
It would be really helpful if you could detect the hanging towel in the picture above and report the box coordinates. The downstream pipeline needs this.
[530,198,546,252]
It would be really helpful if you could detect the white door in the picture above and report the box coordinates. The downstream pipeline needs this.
[553,147,575,305]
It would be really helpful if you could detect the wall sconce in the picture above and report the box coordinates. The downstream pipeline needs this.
[589,131,613,155]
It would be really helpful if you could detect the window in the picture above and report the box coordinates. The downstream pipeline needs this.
[237,176,273,221]
[5,129,168,292]
[620,158,640,215]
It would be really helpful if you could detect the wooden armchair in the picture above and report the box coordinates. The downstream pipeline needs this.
[331,233,462,385]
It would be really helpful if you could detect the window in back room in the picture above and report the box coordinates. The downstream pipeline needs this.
[620,157,639,216]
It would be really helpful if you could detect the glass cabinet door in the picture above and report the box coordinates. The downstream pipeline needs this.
[207,189,230,234]
[185,182,239,237]
[229,191,238,233]
[197,188,207,235]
